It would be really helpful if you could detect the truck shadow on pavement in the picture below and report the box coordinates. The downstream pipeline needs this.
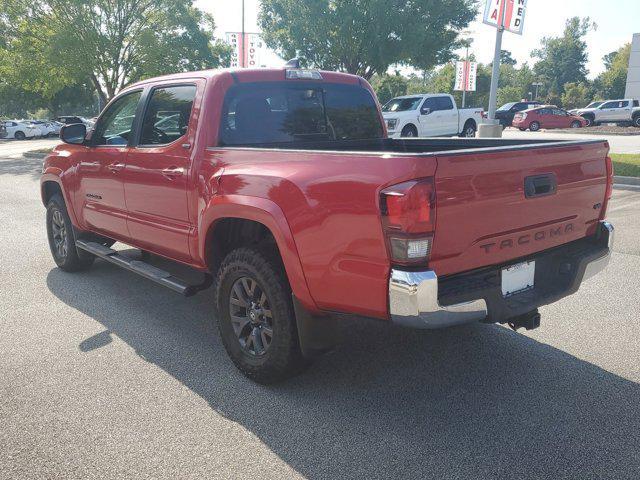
[46,260,640,479]
[0,157,44,179]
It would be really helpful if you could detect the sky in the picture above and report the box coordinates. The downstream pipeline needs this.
[198,0,640,78]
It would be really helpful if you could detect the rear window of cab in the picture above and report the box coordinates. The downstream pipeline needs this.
[219,82,383,146]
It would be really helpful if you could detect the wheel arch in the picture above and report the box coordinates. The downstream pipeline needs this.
[200,195,318,312]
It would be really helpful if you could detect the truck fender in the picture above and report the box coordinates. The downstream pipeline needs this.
[41,170,81,228]
[199,194,319,313]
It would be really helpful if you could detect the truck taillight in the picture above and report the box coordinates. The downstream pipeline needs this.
[380,178,435,265]
[600,155,614,220]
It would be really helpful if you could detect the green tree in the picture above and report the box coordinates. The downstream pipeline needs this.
[497,86,525,106]
[595,44,630,100]
[500,50,517,66]
[0,0,230,103]
[259,0,477,80]
[532,17,595,97]
[371,74,408,104]
[561,82,593,109]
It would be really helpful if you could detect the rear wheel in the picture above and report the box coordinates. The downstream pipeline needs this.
[460,121,476,138]
[46,194,95,271]
[570,120,582,128]
[529,121,541,132]
[215,247,308,384]
[14,131,26,140]
[400,124,418,138]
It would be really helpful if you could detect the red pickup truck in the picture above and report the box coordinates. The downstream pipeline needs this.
[41,66,614,383]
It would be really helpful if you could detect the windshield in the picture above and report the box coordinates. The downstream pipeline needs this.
[497,102,517,111]
[382,97,422,113]
[586,102,604,109]
[220,82,383,146]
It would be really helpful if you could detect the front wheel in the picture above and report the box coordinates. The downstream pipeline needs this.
[529,121,541,132]
[570,120,582,128]
[46,194,95,271]
[14,131,26,140]
[582,116,594,127]
[633,116,640,128]
[215,247,308,384]
[400,124,418,138]
[519,127,527,131]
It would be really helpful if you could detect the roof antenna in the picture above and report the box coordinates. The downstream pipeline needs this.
[284,58,300,68]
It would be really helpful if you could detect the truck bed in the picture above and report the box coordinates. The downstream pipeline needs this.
[212,136,609,279]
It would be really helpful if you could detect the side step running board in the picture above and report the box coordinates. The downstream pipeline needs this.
[75,240,212,297]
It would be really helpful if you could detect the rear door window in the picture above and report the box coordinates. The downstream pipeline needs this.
[436,96,454,110]
[139,85,196,146]
[219,82,383,146]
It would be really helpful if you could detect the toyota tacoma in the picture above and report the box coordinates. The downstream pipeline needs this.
[41,66,614,383]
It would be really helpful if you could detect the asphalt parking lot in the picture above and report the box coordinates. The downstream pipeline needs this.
[1,139,639,479]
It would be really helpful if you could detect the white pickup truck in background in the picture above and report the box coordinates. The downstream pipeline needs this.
[382,94,484,138]
[577,98,640,127]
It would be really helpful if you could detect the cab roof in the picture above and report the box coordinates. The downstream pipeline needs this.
[127,67,363,89]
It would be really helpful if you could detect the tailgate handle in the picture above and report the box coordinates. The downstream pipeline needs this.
[525,174,557,198]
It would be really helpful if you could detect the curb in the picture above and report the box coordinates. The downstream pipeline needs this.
[614,175,640,186]
[22,152,48,159]
[548,130,640,136]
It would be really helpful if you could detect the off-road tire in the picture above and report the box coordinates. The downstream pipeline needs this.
[215,247,308,384]
[46,194,95,271]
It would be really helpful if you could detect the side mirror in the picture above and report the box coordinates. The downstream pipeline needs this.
[60,123,87,145]
[421,107,431,115]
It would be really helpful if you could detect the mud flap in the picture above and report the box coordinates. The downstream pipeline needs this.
[293,295,342,358]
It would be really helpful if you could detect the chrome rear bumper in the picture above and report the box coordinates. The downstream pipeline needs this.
[389,221,614,329]
[389,270,488,329]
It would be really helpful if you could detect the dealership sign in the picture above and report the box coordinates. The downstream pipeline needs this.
[454,61,477,92]
[226,32,264,68]
[483,0,527,35]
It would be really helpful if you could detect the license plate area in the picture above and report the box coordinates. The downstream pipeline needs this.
[501,261,535,297]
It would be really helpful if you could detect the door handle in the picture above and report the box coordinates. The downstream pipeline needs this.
[525,174,557,198]
[107,162,125,173]
[162,166,184,179]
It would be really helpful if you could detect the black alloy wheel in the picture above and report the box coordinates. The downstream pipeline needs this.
[229,276,274,356]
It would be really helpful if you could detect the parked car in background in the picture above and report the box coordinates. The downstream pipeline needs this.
[578,99,640,127]
[569,101,604,115]
[494,101,542,128]
[513,106,587,131]
[382,94,483,138]
[2,120,39,139]
[56,116,95,128]
[28,120,62,137]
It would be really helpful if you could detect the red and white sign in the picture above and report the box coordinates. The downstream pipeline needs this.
[483,0,527,35]
[226,32,264,68]
[454,61,477,92]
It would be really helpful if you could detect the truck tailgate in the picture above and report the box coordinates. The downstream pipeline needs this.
[429,141,610,277]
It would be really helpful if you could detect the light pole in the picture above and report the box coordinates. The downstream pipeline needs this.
[532,82,543,101]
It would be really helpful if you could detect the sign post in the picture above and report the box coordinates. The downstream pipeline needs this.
[478,0,528,137]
